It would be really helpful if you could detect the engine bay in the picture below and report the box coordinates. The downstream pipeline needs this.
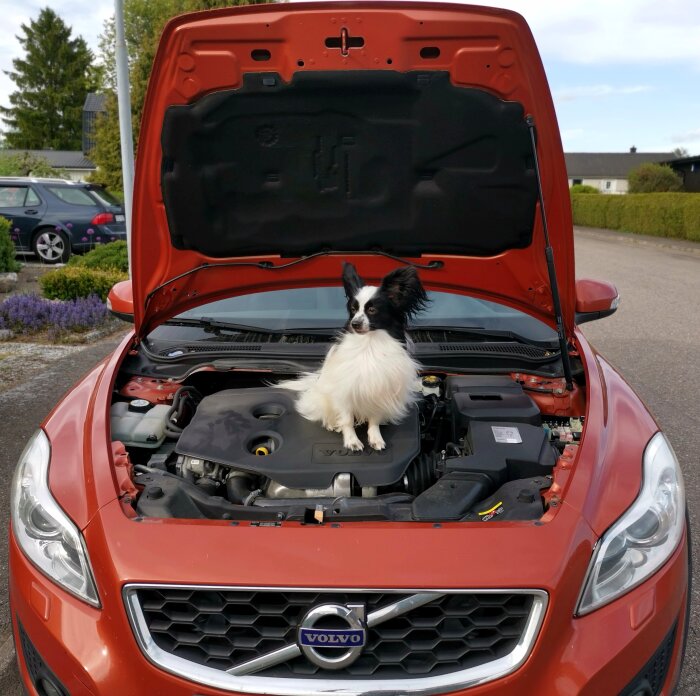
[111,371,584,523]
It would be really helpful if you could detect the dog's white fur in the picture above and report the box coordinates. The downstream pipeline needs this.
[278,292,420,451]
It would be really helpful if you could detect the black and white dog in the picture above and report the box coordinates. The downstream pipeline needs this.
[279,262,428,451]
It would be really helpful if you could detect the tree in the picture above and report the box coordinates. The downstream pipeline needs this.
[90,0,270,191]
[87,93,125,193]
[672,147,689,159]
[628,163,683,193]
[0,8,99,150]
[0,152,66,178]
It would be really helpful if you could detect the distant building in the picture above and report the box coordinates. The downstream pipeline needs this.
[565,147,674,194]
[0,149,96,181]
[82,92,107,155]
[663,155,700,193]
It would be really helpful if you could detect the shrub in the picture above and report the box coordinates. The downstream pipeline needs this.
[40,266,127,301]
[0,293,109,340]
[69,240,129,273]
[0,152,66,178]
[628,163,683,193]
[0,216,21,273]
[570,184,599,194]
[571,193,700,241]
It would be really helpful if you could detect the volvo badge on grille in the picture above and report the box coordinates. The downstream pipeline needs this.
[298,603,366,670]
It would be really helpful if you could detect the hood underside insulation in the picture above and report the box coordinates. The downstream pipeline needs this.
[161,70,538,258]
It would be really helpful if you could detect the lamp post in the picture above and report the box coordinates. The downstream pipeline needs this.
[114,0,135,275]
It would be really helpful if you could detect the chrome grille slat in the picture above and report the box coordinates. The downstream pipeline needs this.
[124,585,548,694]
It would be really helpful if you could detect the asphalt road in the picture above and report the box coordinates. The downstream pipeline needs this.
[0,226,698,694]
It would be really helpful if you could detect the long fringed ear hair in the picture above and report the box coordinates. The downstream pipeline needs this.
[380,266,430,319]
[342,262,364,299]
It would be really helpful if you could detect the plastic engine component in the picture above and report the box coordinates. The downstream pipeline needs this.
[175,388,420,489]
[111,402,171,448]
[446,421,558,482]
[447,375,541,430]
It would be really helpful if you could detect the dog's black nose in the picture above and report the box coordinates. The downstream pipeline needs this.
[351,320,363,329]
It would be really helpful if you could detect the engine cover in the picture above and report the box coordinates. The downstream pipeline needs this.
[175,388,420,489]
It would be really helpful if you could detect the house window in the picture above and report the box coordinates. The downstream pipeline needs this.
[573,179,582,185]
[605,181,612,190]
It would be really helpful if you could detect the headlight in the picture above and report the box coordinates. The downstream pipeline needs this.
[576,432,685,616]
[11,430,100,607]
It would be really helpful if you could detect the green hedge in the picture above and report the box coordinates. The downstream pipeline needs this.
[571,193,700,242]
[569,184,599,194]
[0,216,21,273]
[40,266,127,301]
[69,240,128,273]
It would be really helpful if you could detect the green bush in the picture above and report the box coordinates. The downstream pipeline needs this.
[0,216,21,273]
[40,266,127,301]
[571,193,700,242]
[570,184,599,194]
[69,240,128,273]
[628,163,683,193]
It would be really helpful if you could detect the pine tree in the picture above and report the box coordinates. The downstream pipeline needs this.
[0,8,99,150]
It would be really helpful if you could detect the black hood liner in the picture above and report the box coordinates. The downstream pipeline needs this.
[161,71,537,258]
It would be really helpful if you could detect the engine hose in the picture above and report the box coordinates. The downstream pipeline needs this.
[226,473,256,504]
[445,442,462,456]
[165,385,203,432]
[405,453,438,496]
[244,489,264,506]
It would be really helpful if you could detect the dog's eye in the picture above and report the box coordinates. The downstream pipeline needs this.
[366,306,377,315]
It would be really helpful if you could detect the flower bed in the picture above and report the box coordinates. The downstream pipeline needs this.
[0,293,110,341]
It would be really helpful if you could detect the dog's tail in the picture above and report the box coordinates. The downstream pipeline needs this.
[270,373,320,392]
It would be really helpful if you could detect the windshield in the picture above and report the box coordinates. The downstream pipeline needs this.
[170,288,557,342]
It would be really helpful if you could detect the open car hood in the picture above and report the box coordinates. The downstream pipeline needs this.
[132,1,574,337]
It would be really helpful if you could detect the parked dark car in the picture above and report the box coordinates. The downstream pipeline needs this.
[0,177,126,263]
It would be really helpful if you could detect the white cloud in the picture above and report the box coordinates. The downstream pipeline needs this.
[0,0,112,119]
[671,128,700,143]
[555,84,652,102]
[479,0,700,67]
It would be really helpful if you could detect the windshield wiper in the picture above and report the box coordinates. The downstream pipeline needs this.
[163,317,340,336]
[409,325,560,350]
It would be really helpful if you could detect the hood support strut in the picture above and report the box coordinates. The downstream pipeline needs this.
[526,115,574,391]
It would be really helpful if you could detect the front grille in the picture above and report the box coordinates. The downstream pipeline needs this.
[17,620,70,696]
[132,588,536,679]
[619,621,677,696]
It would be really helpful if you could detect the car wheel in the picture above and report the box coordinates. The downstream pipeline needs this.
[32,228,71,264]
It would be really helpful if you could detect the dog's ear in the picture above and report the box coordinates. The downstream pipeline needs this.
[342,262,364,299]
[380,266,429,318]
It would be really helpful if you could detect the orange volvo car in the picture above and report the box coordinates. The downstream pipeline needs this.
[9,3,689,695]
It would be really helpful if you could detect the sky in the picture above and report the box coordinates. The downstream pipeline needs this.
[0,0,698,154]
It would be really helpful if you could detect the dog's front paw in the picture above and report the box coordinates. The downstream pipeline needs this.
[368,433,386,451]
[343,434,364,451]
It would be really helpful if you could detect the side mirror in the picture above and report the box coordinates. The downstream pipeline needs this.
[575,278,619,324]
[107,280,134,323]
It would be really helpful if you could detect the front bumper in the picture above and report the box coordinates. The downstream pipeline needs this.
[9,526,689,696]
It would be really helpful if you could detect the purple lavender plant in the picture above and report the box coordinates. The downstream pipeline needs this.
[0,294,109,340]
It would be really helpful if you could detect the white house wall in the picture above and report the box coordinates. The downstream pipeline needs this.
[568,177,628,194]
